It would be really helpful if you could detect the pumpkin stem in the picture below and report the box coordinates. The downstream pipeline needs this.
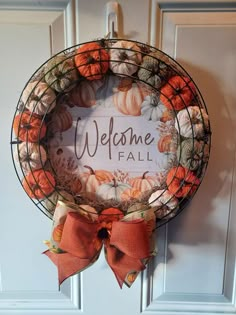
[32,95,40,102]
[87,56,96,64]
[32,183,40,192]
[112,178,118,187]
[174,87,181,95]
[24,154,31,162]
[142,171,149,179]
[180,179,188,187]
[84,165,95,175]
[120,51,128,61]
[21,123,32,130]
[55,70,63,78]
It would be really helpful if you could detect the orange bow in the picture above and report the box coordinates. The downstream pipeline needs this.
[44,210,151,288]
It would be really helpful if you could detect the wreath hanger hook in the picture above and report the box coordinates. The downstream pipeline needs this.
[105,1,119,39]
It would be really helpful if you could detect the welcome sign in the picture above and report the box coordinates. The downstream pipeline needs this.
[47,77,178,206]
[74,112,155,164]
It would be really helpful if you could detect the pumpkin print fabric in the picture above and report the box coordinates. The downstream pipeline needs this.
[11,39,210,288]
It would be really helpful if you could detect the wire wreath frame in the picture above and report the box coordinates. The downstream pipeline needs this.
[10,38,211,229]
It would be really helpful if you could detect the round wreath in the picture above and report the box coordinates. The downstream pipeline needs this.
[11,39,211,287]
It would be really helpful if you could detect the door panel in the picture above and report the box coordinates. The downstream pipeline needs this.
[0,4,82,313]
[142,3,236,314]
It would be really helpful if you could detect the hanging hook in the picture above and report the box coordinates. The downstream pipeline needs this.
[105,1,119,39]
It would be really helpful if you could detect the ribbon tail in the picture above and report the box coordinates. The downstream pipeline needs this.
[105,246,146,288]
[43,250,99,285]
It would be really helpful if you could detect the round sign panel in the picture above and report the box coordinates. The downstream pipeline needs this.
[11,39,211,228]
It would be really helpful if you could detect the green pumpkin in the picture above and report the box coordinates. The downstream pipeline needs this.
[177,139,209,171]
[138,52,170,88]
[44,55,78,92]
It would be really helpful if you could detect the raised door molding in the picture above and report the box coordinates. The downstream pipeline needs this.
[0,1,82,314]
[142,2,236,314]
[0,276,82,313]
[0,0,77,50]
[150,0,236,49]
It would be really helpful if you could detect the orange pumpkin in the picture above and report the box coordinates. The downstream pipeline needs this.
[80,165,114,194]
[158,134,176,153]
[69,79,103,107]
[160,76,195,111]
[113,81,150,116]
[13,112,46,142]
[74,43,109,80]
[22,169,56,199]
[121,188,142,201]
[160,109,174,122]
[129,172,160,192]
[166,166,200,198]
[52,224,64,242]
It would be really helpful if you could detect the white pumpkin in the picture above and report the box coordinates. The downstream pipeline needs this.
[96,179,131,201]
[15,142,47,173]
[79,166,114,197]
[148,189,178,210]
[175,106,209,138]
[141,94,166,121]
[109,41,142,76]
[22,81,56,115]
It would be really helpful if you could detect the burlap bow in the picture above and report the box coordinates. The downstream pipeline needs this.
[44,201,155,288]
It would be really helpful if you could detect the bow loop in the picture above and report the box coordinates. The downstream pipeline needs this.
[59,212,99,258]
[110,220,150,258]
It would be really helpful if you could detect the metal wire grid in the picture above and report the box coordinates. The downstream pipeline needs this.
[10,38,211,228]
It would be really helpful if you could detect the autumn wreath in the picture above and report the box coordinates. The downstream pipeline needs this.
[11,39,211,287]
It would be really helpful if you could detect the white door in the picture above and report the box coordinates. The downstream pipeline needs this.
[1,1,236,314]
